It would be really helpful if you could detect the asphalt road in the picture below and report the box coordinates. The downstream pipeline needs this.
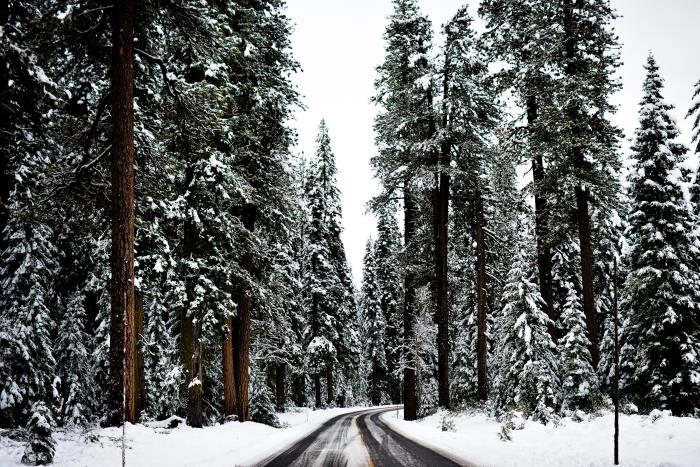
[254,407,469,467]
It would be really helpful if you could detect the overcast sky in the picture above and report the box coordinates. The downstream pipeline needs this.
[285,0,700,286]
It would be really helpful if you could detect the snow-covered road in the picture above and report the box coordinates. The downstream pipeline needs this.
[253,407,471,467]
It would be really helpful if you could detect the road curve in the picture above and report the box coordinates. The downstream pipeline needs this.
[252,407,469,467]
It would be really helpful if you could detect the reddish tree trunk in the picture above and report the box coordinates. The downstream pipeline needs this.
[232,203,257,422]
[223,315,237,417]
[403,182,418,421]
[107,0,138,426]
[475,191,489,401]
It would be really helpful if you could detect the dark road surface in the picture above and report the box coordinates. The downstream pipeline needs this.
[253,407,470,467]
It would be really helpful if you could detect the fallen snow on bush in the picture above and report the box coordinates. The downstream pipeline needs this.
[382,408,700,467]
[0,407,364,467]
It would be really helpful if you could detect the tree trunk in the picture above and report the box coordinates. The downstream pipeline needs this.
[403,182,418,421]
[314,373,322,409]
[188,322,204,428]
[107,0,137,427]
[433,53,452,410]
[293,374,305,407]
[223,314,237,417]
[325,364,334,406]
[475,190,489,401]
[275,362,285,411]
[232,203,257,422]
[564,0,598,368]
[528,96,556,338]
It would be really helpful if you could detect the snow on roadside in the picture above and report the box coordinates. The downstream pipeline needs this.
[381,409,700,467]
[0,406,365,467]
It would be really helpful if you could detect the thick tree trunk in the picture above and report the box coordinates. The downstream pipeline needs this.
[106,0,137,426]
[564,0,598,368]
[275,362,285,411]
[403,183,418,421]
[223,315,237,417]
[232,203,257,422]
[188,323,204,428]
[527,97,556,338]
[293,374,305,407]
[475,191,489,401]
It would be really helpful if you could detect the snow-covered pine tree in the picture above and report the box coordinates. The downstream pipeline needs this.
[494,221,559,423]
[372,0,435,421]
[0,186,58,429]
[361,239,388,405]
[620,54,700,416]
[373,204,403,404]
[249,366,280,428]
[21,402,55,466]
[558,282,597,412]
[56,289,93,426]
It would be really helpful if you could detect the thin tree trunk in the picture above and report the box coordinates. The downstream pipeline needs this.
[314,373,322,409]
[528,96,556,338]
[223,314,237,417]
[475,190,489,401]
[403,182,418,421]
[325,364,334,406]
[275,362,285,412]
[232,203,257,422]
[107,0,137,426]
[564,0,598,367]
[613,257,620,465]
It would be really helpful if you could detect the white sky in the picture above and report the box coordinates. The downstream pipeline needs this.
[285,0,700,286]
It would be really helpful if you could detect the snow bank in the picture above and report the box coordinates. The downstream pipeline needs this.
[382,409,700,467]
[0,407,363,467]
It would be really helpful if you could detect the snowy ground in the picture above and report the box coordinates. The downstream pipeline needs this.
[0,406,368,467]
[382,408,700,467]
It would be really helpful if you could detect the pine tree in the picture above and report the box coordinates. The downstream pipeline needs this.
[249,366,280,428]
[494,223,559,423]
[361,239,388,405]
[372,0,435,421]
[373,204,403,404]
[0,166,58,428]
[21,402,55,466]
[558,282,597,412]
[621,54,700,416]
[56,289,93,426]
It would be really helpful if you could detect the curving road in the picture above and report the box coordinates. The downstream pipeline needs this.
[253,407,470,467]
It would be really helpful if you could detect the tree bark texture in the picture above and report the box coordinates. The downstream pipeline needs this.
[314,373,322,409]
[107,0,137,426]
[528,97,556,338]
[232,203,257,422]
[403,183,418,421]
[223,314,237,417]
[474,191,489,401]
[325,363,334,406]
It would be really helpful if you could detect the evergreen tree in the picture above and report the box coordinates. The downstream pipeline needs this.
[494,223,559,423]
[621,55,700,416]
[373,204,403,404]
[361,239,388,405]
[0,163,58,428]
[21,402,55,466]
[372,0,435,421]
[558,282,597,412]
[249,366,280,428]
[56,289,93,426]
[688,77,700,154]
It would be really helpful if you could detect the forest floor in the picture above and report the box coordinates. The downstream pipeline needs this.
[0,406,370,467]
[383,407,700,467]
